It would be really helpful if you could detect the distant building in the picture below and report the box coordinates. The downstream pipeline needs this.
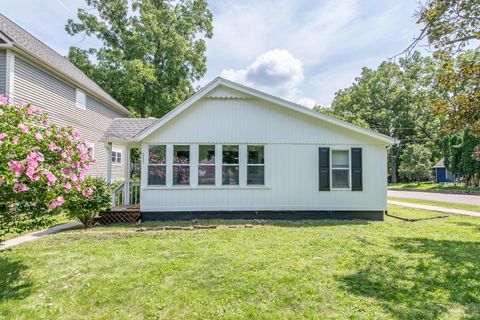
[432,158,456,183]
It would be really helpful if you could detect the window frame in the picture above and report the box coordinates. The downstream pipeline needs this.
[75,89,86,110]
[247,144,265,186]
[198,144,216,186]
[172,144,191,186]
[111,149,123,166]
[330,148,351,190]
[222,144,240,186]
[147,145,167,186]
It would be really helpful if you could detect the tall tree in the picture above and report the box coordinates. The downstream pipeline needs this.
[415,0,480,136]
[66,0,213,118]
[320,53,440,183]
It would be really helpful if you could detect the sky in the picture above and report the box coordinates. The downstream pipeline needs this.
[1,0,428,107]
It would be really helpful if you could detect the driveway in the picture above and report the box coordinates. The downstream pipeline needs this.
[388,190,480,206]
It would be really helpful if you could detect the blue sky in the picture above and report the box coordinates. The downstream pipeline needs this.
[2,0,428,107]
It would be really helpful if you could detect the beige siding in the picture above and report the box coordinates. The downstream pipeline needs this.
[0,49,5,95]
[13,54,126,180]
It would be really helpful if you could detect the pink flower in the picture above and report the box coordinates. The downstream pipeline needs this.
[48,196,64,210]
[60,152,67,158]
[62,167,72,175]
[35,132,42,140]
[45,130,52,137]
[42,119,49,126]
[75,185,81,191]
[18,123,28,133]
[0,133,7,140]
[70,174,78,183]
[64,182,72,190]
[72,130,81,138]
[48,142,61,152]
[26,167,40,181]
[12,136,18,144]
[82,187,94,197]
[43,170,56,186]
[8,160,25,174]
[13,183,29,193]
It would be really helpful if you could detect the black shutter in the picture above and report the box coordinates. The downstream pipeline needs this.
[351,148,362,191]
[319,147,330,191]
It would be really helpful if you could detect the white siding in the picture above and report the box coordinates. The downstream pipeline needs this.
[141,94,388,212]
[13,55,126,180]
[0,49,6,95]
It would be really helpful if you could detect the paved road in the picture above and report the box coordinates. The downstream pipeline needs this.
[388,190,480,206]
[0,221,82,250]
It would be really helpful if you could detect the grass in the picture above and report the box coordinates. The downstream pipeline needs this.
[1,205,480,319]
[389,182,480,193]
[2,214,71,241]
[389,196,480,212]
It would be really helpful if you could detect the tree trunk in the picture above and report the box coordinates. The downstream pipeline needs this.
[139,107,145,118]
[390,148,398,183]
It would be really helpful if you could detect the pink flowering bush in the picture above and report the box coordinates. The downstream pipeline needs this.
[0,96,97,240]
[63,177,111,228]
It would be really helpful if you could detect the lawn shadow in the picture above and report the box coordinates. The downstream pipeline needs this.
[447,221,480,232]
[339,237,480,319]
[0,256,32,302]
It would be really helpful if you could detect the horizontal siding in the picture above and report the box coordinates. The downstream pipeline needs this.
[0,50,6,95]
[13,55,126,180]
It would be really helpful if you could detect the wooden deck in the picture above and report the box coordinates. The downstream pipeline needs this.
[98,205,141,224]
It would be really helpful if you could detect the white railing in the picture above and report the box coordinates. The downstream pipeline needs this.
[112,181,140,206]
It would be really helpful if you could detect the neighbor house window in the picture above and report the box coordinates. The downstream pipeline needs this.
[75,89,86,110]
[247,145,264,185]
[222,145,239,185]
[331,150,350,189]
[199,145,215,185]
[148,145,166,185]
[173,145,190,185]
[112,149,122,165]
[86,142,95,159]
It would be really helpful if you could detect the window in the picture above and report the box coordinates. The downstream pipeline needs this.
[331,150,350,189]
[247,145,264,185]
[222,145,239,185]
[86,142,94,159]
[148,145,166,185]
[199,145,215,185]
[112,149,122,165]
[75,89,86,110]
[173,145,190,185]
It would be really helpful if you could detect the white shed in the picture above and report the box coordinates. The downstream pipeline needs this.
[103,77,395,221]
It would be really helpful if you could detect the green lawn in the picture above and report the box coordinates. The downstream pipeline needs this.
[389,182,480,193]
[389,196,480,212]
[2,206,480,319]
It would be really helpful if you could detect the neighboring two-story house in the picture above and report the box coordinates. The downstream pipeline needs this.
[0,14,131,181]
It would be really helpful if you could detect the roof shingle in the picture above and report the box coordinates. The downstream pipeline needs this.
[102,118,158,141]
[0,14,130,115]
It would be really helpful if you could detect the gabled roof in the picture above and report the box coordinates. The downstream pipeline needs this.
[0,14,130,116]
[432,158,445,168]
[102,118,158,142]
[134,77,396,145]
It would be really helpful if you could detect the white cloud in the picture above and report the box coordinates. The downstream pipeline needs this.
[221,49,316,106]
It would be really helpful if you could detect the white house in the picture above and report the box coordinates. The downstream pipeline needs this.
[102,77,395,221]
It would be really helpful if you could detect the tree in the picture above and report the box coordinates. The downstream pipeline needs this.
[66,0,213,118]
[324,53,441,182]
[0,97,95,241]
[398,144,432,183]
[414,0,480,136]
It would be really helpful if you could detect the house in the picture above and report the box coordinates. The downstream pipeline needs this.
[432,158,456,183]
[103,77,395,221]
[0,14,130,181]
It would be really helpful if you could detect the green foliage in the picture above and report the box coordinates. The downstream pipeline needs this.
[327,52,441,182]
[64,177,111,228]
[398,144,432,182]
[2,208,480,319]
[66,0,213,118]
[416,1,480,136]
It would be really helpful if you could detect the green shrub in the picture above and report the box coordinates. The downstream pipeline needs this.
[64,177,111,228]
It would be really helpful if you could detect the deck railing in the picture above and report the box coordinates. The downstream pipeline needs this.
[112,181,141,206]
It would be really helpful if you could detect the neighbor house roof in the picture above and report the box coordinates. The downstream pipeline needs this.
[132,77,397,145]
[0,14,130,116]
[102,118,158,142]
[432,158,445,169]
